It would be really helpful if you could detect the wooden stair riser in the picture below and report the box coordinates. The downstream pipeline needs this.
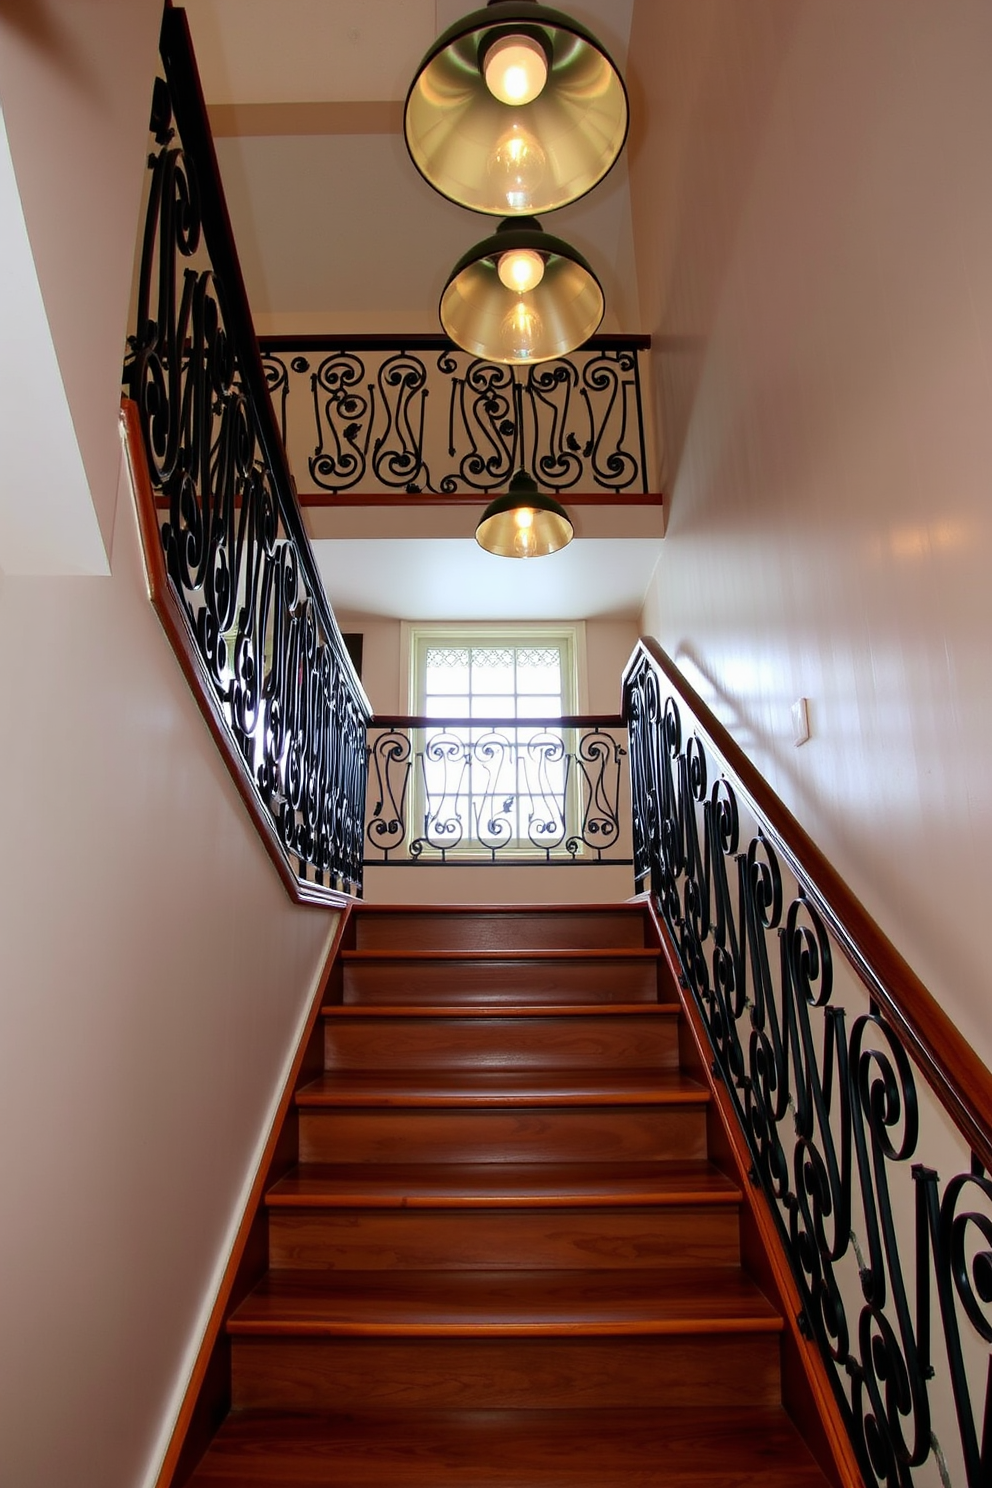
[353,910,649,952]
[341,957,660,1006]
[324,1013,680,1072]
[299,1105,709,1165]
[267,1203,741,1271]
[184,1408,836,1487]
[231,1334,783,1411]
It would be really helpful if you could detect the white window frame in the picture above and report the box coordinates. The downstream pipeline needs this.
[401,622,588,859]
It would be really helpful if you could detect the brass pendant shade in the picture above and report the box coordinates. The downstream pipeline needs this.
[476,470,574,558]
[441,217,604,365]
[405,0,629,217]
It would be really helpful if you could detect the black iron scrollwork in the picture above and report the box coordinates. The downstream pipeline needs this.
[624,647,992,1488]
[365,722,629,866]
[260,338,650,496]
[125,25,369,897]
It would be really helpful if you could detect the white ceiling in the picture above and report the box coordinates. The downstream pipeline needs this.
[313,537,661,622]
[182,0,660,623]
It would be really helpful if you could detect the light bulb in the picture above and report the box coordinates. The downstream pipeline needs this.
[500,299,543,360]
[487,126,547,212]
[483,34,549,106]
[497,248,545,294]
[512,507,538,557]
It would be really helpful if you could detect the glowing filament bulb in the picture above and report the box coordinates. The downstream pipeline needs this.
[513,506,537,557]
[484,34,549,106]
[497,248,545,293]
[488,127,547,211]
[501,299,543,360]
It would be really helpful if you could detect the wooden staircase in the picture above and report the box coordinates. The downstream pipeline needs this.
[186,904,835,1485]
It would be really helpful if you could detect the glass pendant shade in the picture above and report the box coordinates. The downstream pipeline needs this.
[405,0,629,216]
[441,217,604,365]
[476,470,574,558]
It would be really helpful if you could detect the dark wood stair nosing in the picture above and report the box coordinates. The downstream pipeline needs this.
[264,1164,744,1210]
[321,1002,680,1018]
[294,1070,711,1109]
[340,947,662,962]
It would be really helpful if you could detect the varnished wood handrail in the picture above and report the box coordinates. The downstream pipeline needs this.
[371,715,626,730]
[624,636,992,1172]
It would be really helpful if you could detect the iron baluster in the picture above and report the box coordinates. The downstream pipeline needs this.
[125,23,369,899]
[622,645,992,1488]
[364,721,629,868]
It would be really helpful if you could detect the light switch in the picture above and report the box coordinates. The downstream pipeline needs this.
[792,697,811,747]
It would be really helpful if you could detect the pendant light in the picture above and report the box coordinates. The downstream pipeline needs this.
[476,470,574,558]
[405,0,629,217]
[441,217,604,365]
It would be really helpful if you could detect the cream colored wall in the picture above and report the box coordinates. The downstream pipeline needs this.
[630,0,992,1070]
[339,611,639,903]
[0,0,162,570]
[0,446,337,1488]
[337,612,639,717]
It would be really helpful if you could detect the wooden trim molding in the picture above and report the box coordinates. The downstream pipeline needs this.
[122,400,354,910]
[153,907,353,1488]
[626,637,992,1173]
[638,895,866,1488]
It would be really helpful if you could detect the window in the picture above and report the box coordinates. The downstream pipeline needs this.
[404,624,585,857]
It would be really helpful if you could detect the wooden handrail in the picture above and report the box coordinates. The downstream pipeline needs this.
[370,715,626,731]
[624,636,992,1172]
[259,332,653,354]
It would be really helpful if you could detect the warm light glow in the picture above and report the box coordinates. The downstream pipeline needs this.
[501,299,543,359]
[484,34,549,106]
[497,248,545,293]
[512,507,537,556]
[487,127,547,211]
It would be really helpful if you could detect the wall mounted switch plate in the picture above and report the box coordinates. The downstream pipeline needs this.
[792,696,811,747]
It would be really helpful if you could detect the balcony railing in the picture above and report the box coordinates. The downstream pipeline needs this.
[123,9,369,903]
[259,334,655,500]
[624,638,992,1488]
[365,716,631,867]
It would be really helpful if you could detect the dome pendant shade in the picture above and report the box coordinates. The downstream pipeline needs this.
[405,1,629,216]
[476,471,574,558]
[441,218,604,365]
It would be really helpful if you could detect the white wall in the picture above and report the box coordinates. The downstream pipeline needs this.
[338,611,638,717]
[0,446,337,1488]
[0,0,162,572]
[630,0,992,1070]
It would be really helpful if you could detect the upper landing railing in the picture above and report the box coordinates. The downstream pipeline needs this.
[123,8,369,903]
[624,639,992,1488]
[364,715,631,867]
[259,334,657,503]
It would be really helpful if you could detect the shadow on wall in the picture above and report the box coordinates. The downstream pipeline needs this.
[0,0,98,93]
[627,0,798,491]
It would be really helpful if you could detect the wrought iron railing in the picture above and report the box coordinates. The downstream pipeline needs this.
[624,638,992,1488]
[123,9,369,902]
[259,335,653,498]
[365,717,631,866]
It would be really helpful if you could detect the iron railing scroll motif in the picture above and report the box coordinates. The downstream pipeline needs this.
[365,719,630,866]
[260,336,652,498]
[125,10,369,901]
[623,640,992,1488]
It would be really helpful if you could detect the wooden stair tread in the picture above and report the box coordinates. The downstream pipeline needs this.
[267,1159,741,1209]
[322,1002,678,1018]
[354,903,648,912]
[187,1407,831,1485]
[296,1069,708,1107]
[228,1267,782,1337]
[341,947,660,961]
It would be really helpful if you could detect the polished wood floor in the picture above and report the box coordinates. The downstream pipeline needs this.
[187,904,832,1486]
